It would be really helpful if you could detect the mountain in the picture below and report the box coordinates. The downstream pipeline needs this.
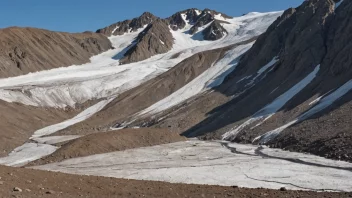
[96,8,234,64]
[0,1,352,195]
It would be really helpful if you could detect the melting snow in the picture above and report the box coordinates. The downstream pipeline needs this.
[0,143,57,167]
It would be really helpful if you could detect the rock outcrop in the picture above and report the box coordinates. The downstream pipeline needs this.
[119,19,174,64]
[202,20,228,40]
[96,12,157,36]
[167,9,201,31]
[189,9,232,34]
[0,27,112,78]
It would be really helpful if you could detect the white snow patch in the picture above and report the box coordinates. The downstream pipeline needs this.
[32,140,352,191]
[0,143,57,167]
[195,10,201,16]
[223,65,320,141]
[112,26,119,34]
[214,13,226,21]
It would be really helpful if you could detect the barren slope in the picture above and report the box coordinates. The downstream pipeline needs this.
[0,27,112,78]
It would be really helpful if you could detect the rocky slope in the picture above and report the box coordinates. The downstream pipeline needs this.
[202,20,228,40]
[0,27,112,78]
[119,19,174,64]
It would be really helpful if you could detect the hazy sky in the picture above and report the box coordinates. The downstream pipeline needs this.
[0,0,303,32]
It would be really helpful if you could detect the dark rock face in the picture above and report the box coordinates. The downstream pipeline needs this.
[189,12,214,34]
[96,12,157,36]
[0,27,113,78]
[189,9,232,34]
[323,0,352,76]
[119,19,174,64]
[167,9,201,31]
[202,21,228,41]
[230,0,334,79]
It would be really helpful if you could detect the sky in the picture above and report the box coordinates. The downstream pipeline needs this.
[1,0,303,33]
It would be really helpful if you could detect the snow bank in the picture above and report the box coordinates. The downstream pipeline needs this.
[33,140,352,191]
[0,143,57,167]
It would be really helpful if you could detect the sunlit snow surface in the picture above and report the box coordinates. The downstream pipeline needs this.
[33,140,352,191]
[0,143,57,167]
[0,12,282,108]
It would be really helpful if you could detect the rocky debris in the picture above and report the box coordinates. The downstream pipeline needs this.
[13,187,22,192]
[96,12,157,36]
[46,190,55,194]
[0,181,3,185]
[119,19,173,64]
[0,27,112,78]
[229,0,334,80]
[202,20,228,40]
